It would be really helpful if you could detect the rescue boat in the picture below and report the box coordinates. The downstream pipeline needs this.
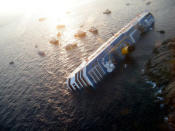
[67,12,154,91]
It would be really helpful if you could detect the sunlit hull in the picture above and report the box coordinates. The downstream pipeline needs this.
[67,12,154,91]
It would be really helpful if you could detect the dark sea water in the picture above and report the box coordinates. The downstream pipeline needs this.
[1,0,175,130]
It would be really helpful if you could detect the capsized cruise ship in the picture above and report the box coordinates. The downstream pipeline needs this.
[67,12,154,91]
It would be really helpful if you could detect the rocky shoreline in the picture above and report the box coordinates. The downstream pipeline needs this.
[144,38,175,130]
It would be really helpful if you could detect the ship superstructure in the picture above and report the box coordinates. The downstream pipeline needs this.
[67,12,154,91]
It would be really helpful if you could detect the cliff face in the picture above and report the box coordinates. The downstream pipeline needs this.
[145,38,175,130]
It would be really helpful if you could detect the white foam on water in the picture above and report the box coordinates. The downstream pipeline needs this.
[146,81,157,88]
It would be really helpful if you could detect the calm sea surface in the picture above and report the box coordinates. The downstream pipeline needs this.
[1,0,175,130]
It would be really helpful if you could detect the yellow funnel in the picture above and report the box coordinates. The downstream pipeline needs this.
[121,46,129,55]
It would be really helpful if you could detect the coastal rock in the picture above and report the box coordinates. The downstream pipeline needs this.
[144,39,175,85]
[168,112,175,130]
[146,1,151,5]
[57,32,61,37]
[164,81,175,105]
[65,42,78,51]
[89,27,98,34]
[157,30,166,34]
[56,24,65,29]
[126,3,130,6]
[144,37,175,130]
[49,37,59,45]
[103,9,111,14]
[9,61,14,65]
[38,51,46,57]
[74,30,86,38]
[38,17,47,22]
[80,25,84,28]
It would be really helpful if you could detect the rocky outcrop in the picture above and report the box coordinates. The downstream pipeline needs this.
[144,38,175,130]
